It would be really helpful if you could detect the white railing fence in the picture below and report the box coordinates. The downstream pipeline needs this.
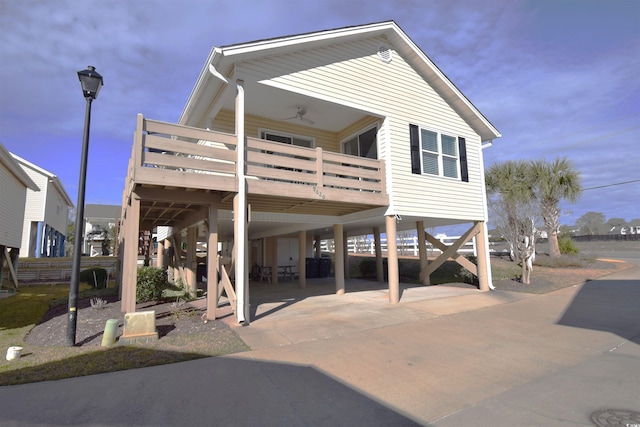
[320,235,478,256]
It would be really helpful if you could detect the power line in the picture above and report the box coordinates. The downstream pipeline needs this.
[583,179,640,191]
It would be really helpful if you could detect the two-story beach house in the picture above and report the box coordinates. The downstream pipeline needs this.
[0,142,39,288]
[119,21,501,324]
[10,153,73,259]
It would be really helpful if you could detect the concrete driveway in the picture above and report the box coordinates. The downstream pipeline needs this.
[0,263,638,426]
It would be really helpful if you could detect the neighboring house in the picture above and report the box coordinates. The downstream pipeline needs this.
[11,153,73,258]
[0,142,39,288]
[83,204,121,256]
[119,21,501,324]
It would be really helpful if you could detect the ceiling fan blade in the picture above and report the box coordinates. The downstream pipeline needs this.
[300,116,315,125]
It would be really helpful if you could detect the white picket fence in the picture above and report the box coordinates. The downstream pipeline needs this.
[321,235,477,256]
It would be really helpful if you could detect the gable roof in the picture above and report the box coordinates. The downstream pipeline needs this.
[11,153,74,207]
[180,21,501,142]
[0,142,39,191]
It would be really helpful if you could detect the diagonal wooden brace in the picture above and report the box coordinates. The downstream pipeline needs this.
[423,222,481,277]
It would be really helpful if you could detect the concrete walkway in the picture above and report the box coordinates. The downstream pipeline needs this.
[0,263,638,426]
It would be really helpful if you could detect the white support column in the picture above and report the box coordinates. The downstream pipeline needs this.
[417,220,430,286]
[333,224,345,295]
[386,215,399,304]
[298,230,306,288]
[234,79,249,325]
[373,227,383,282]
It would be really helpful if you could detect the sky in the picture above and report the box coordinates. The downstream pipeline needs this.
[1,0,639,229]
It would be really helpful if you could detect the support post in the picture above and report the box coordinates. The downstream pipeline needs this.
[186,226,197,297]
[333,224,345,295]
[270,236,278,284]
[314,235,321,258]
[234,79,249,325]
[476,221,491,291]
[156,239,164,269]
[386,215,399,303]
[417,220,430,286]
[373,226,383,282]
[207,205,219,319]
[298,230,306,288]
[343,230,349,279]
[121,193,140,313]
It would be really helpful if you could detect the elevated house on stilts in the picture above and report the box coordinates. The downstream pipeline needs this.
[119,21,501,324]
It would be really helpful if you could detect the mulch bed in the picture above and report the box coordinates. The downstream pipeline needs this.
[25,296,229,348]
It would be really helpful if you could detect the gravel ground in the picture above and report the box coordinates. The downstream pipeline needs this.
[25,295,232,348]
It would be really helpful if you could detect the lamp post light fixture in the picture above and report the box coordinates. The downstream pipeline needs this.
[67,66,103,346]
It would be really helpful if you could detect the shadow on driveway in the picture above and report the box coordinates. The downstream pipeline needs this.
[0,348,420,426]
[557,279,640,341]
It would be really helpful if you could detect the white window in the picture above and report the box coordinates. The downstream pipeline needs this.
[419,129,459,179]
[341,125,378,159]
[260,129,314,148]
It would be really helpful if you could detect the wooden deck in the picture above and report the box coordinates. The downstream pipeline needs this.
[123,115,388,228]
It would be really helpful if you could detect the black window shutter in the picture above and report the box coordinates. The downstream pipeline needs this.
[458,137,469,182]
[409,124,421,174]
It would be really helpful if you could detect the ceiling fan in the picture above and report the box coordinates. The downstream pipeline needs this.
[280,105,315,125]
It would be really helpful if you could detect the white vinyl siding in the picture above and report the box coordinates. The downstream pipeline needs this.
[238,36,485,221]
[14,160,71,256]
[0,165,28,248]
[43,185,70,233]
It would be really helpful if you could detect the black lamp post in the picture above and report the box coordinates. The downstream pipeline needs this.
[67,66,103,346]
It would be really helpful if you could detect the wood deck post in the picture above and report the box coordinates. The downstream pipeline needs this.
[156,239,164,269]
[206,205,219,320]
[373,226,383,282]
[476,221,491,291]
[333,224,345,294]
[270,236,278,284]
[386,215,399,304]
[314,235,321,258]
[343,230,349,279]
[298,230,306,288]
[186,226,197,297]
[121,193,140,313]
[417,220,430,286]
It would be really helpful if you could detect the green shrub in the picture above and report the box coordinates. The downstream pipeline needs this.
[136,266,169,303]
[358,258,383,278]
[79,268,108,289]
[558,236,579,255]
[454,255,479,285]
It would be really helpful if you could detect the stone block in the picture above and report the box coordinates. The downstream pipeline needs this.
[119,310,158,345]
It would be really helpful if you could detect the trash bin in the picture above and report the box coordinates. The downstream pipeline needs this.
[318,257,331,278]
[306,257,319,278]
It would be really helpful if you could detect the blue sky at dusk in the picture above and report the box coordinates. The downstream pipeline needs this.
[1,0,638,227]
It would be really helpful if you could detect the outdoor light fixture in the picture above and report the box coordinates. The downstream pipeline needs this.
[77,66,103,99]
[67,66,103,346]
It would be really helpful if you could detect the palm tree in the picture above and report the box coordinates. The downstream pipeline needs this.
[485,160,535,262]
[531,158,583,257]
